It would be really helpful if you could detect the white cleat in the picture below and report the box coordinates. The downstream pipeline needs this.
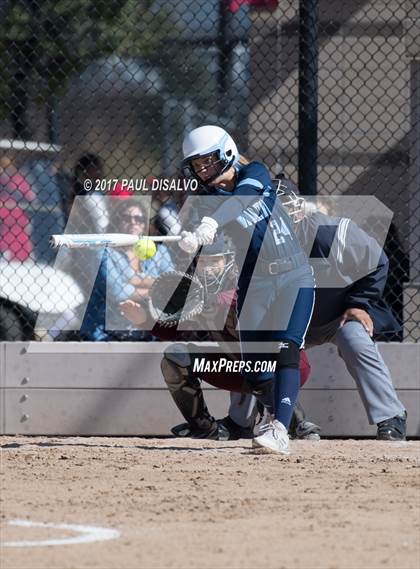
[252,419,290,455]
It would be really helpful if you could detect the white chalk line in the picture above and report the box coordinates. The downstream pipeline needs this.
[3,519,120,547]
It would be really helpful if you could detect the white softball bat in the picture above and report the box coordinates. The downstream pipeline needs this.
[49,233,182,249]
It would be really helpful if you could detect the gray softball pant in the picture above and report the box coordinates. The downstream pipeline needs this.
[230,318,405,427]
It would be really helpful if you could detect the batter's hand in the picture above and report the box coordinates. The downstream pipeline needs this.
[195,216,218,245]
[178,230,200,254]
[340,308,373,337]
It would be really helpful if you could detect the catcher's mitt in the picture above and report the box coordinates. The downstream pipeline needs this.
[149,270,205,327]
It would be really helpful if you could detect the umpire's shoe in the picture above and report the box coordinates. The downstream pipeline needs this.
[377,411,407,441]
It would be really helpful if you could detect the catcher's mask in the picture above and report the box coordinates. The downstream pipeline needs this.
[195,251,236,301]
[275,178,306,223]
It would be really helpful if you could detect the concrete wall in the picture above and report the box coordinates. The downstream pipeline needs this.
[1,342,418,437]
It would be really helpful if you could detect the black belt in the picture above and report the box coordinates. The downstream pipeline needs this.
[254,252,307,276]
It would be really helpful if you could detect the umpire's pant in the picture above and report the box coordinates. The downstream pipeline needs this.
[305,318,405,424]
[229,318,405,427]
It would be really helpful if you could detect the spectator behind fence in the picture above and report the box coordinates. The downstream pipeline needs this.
[150,176,185,238]
[113,198,174,293]
[150,179,188,271]
[64,153,108,232]
[0,155,33,261]
[79,197,174,341]
[154,198,182,237]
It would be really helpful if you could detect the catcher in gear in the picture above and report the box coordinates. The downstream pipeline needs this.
[120,238,321,441]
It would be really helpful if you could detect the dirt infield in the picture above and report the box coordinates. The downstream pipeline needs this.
[1,436,419,569]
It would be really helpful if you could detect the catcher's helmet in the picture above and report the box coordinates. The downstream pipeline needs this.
[276,177,307,223]
[196,239,236,299]
[182,125,239,185]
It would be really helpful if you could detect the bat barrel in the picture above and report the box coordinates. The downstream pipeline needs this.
[49,233,182,249]
[147,235,182,242]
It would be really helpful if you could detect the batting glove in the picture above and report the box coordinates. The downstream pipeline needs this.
[178,230,200,254]
[194,216,218,245]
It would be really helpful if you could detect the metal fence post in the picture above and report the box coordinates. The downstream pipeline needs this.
[298,0,318,196]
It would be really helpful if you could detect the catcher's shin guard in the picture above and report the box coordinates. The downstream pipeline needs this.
[161,356,216,432]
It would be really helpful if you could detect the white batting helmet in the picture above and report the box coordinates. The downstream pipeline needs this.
[182,125,239,184]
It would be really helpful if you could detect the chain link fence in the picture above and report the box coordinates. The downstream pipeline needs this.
[0,0,418,341]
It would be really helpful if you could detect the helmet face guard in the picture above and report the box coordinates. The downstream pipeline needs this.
[182,149,234,186]
[195,252,236,301]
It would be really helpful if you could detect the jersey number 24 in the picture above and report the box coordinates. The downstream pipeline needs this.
[270,219,291,245]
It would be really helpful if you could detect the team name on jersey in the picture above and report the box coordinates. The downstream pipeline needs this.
[237,197,272,228]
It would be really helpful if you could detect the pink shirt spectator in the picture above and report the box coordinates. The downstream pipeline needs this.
[0,200,32,261]
[0,171,35,202]
[0,158,34,261]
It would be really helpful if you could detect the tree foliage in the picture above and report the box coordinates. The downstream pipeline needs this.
[0,0,211,135]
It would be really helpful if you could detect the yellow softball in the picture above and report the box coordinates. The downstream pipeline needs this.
[133,237,157,261]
